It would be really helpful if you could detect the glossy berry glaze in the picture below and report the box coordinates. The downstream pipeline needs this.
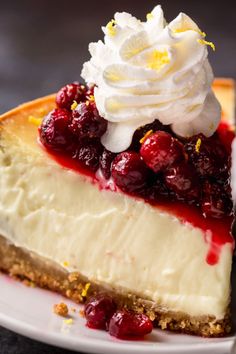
[39,83,234,269]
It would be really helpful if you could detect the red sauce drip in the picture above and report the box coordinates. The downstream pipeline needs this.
[45,147,234,266]
[150,200,234,265]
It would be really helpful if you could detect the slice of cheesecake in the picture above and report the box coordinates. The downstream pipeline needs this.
[0,79,234,337]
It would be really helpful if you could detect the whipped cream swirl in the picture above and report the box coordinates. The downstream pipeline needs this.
[81,5,221,153]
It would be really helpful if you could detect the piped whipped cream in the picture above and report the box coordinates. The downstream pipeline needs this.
[81,5,221,153]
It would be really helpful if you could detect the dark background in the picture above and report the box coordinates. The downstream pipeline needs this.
[0,0,235,353]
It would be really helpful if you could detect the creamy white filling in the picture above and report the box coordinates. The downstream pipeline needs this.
[81,5,221,152]
[0,144,232,319]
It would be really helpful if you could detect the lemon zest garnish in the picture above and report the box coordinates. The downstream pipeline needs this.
[79,309,85,318]
[82,283,91,297]
[199,30,206,37]
[173,28,206,38]
[173,27,189,33]
[106,19,116,37]
[195,138,202,153]
[197,39,215,51]
[28,115,42,126]
[146,12,154,21]
[89,95,94,101]
[71,100,78,110]
[38,108,46,115]
[62,261,69,267]
[140,130,153,144]
[147,49,170,71]
[63,318,73,325]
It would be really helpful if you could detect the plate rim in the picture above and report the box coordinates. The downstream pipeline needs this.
[0,306,234,354]
[0,273,235,354]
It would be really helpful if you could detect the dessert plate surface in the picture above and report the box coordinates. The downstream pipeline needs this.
[0,270,235,354]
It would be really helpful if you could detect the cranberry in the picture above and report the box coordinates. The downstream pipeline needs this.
[108,310,153,339]
[100,149,117,179]
[130,120,169,151]
[84,295,117,330]
[73,141,102,172]
[164,162,200,201]
[56,83,87,110]
[216,121,235,154]
[140,131,185,173]
[39,108,72,150]
[69,101,107,139]
[111,152,149,193]
[86,85,95,100]
[144,178,172,201]
[185,134,228,178]
[201,181,233,218]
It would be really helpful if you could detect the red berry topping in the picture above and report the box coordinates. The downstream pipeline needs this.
[185,134,228,178]
[39,108,72,150]
[73,141,102,172]
[130,120,170,152]
[108,310,153,339]
[201,181,233,218]
[86,85,95,100]
[140,131,185,173]
[56,83,86,110]
[69,102,107,139]
[84,295,117,330]
[216,121,235,154]
[164,162,200,201]
[111,152,149,193]
[144,178,172,201]
[100,149,117,180]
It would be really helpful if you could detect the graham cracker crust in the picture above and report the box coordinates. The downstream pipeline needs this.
[0,235,231,337]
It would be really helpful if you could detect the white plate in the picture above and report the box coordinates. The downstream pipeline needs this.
[0,272,235,354]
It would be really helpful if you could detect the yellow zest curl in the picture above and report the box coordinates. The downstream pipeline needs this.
[195,138,202,153]
[28,115,42,126]
[38,108,46,115]
[82,283,91,297]
[71,100,78,110]
[63,318,73,325]
[199,30,206,37]
[147,49,170,71]
[140,130,153,144]
[173,28,206,38]
[106,19,116,37]
[146,13,154,21]
[197,39,215,51]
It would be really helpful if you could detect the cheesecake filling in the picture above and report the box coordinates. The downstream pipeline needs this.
[0,142,232,319]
